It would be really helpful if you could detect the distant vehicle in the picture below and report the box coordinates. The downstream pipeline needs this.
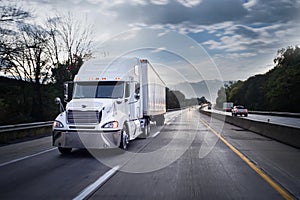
[207,103,212,110]
[232,105,248,117]
[223,102,233,112]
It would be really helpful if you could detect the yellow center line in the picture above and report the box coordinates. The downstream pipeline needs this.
[199,118,294,200]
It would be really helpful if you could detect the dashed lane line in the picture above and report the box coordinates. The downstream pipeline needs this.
[73,165,120,200]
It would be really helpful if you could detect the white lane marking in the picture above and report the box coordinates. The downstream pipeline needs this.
[0,148,56,167]
[73,165,120,200]
[151,131,160,138]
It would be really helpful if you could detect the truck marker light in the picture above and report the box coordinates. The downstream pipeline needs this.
[95,78,99,80]
[102,78,107,80]
[116,77,120,80]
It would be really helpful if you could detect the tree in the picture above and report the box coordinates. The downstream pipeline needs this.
[47,13,94,84]
[0,1,30,23]
[166,88,186,109]
[0,9,95,121]
[1,23,53,119]
[0,1,30,68]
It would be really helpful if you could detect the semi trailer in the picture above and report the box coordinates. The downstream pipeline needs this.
[53,57,166,154]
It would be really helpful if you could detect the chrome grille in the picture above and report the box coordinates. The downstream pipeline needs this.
[67,110,102,124]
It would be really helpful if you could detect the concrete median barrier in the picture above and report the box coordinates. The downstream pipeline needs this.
[200,109,300,148]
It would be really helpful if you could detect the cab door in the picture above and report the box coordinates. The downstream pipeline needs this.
[129,82,142,120]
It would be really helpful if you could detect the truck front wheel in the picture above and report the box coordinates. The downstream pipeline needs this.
[58,147,72,154]
[120,125,129,150]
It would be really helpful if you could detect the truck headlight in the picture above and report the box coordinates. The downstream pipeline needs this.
[102,121,118,128]
[53,121,64,128]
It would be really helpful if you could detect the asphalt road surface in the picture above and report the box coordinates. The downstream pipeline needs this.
[0,108,299,200]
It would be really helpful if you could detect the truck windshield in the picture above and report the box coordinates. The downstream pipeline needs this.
[73,81,124,99]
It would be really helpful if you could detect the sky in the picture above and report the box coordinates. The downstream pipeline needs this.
[15,0,300,85]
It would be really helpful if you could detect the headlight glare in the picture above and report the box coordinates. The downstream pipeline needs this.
[102,121,119,128]
[53,121,64,128]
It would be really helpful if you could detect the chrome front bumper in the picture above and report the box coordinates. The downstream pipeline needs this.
[53,130,122,149]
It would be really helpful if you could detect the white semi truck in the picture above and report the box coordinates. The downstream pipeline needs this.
[53,57,166,154]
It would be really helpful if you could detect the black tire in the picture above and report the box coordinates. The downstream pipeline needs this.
[244,114,248,117]
[119,125,129,150]
[140,118,150,139]
[58,147,72,154]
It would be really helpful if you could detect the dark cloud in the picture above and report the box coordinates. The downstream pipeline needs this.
[243,0,300,24]
[112,0,248,25]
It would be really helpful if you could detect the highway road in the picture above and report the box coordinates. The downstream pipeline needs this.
[0,108,299,199]
[209,108,300,129]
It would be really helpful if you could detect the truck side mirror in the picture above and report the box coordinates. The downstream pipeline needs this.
[55,97,61,105]
[64,83,68,102]
[134,93,140,100]
[63,81,74,102]
[54,97,65,113]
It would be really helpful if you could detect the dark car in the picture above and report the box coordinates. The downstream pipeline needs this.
[207,103,212,110]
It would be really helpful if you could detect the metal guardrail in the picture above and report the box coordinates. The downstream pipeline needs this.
[0,121,53,133]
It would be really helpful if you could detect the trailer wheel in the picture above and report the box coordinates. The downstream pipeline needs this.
[120,125,129,150]
[144,118,150,136]
[58,147,72,154]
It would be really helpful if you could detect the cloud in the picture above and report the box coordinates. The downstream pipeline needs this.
[151,47,167,53]
[111,0,247,25]
[242,0,300,24]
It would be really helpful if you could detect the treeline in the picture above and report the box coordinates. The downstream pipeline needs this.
[216,46,300,112]
[0,77,60,125]
[166,88,209,110]
[0,2,93,124]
